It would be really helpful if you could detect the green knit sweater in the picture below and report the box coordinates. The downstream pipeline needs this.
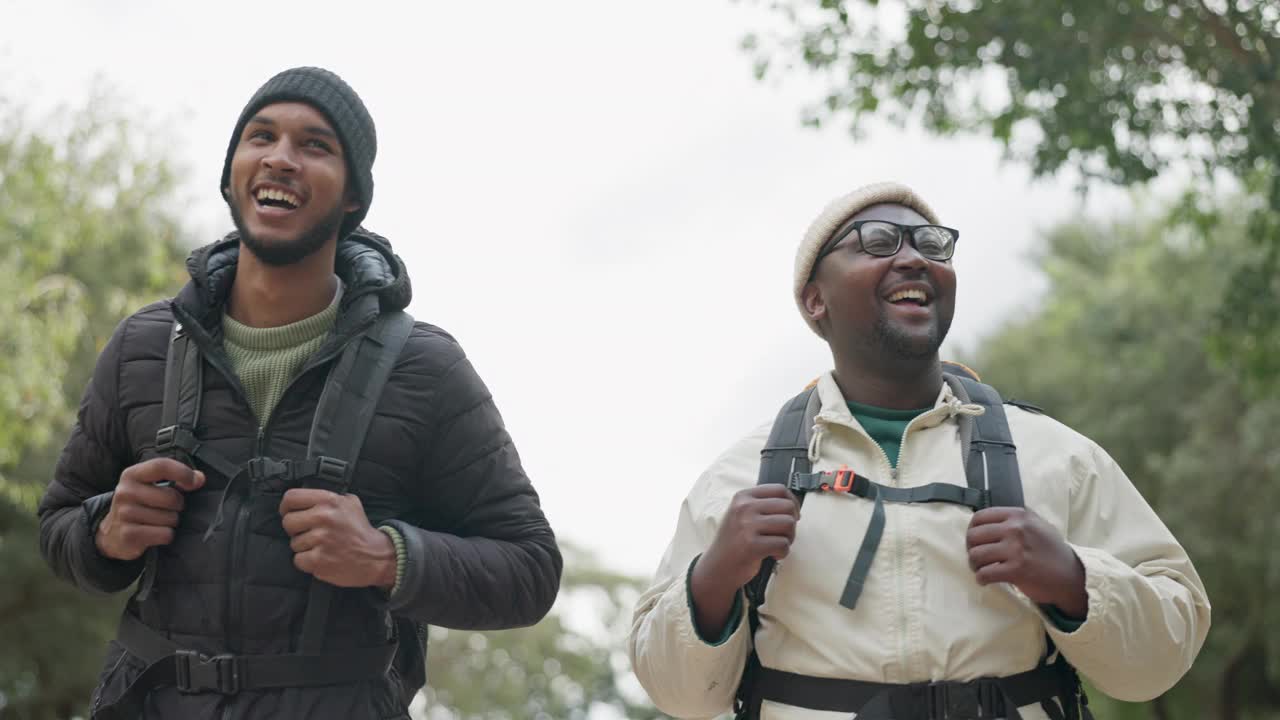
[222,281,344,424]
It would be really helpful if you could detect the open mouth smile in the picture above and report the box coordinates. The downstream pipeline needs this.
[252,184,304,212]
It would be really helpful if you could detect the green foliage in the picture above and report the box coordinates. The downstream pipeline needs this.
[739,0,1280,384]
[0,94,190,718]
[740,0,1278,185]
[976,190,1280,719]
[422,543,668,719]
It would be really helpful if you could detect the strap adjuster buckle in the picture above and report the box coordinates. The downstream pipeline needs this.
[155,426,178,454]
[924,679,1002,719]
[315,456,348,485]
[247,457,290,482]
[174,650,241,695]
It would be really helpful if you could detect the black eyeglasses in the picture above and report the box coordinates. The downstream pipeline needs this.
[812,220,960,277]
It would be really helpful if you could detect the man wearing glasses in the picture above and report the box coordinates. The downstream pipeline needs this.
[629,182,1209,719]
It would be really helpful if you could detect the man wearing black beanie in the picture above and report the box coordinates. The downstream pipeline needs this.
[38,67,563,719]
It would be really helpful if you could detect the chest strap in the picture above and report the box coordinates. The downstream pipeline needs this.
[789,469,994,610]
[746,655,1087,720]
[92,613,397,720]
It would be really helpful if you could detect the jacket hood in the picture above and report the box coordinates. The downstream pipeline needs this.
[174,227,412,329]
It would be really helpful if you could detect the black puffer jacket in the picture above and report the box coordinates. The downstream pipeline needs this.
[38,231,562,719]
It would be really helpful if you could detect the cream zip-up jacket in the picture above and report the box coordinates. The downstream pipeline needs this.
[629,373,1210,719]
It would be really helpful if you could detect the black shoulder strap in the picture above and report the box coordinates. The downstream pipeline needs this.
[735,387,819,719]
[138,322,205,602]
[296,310,415,655]
[158,320,203,461]
[952,375,1024,508]
[745,387,820,607]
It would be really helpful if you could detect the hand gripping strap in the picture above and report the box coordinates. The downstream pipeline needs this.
[746,388,820,607]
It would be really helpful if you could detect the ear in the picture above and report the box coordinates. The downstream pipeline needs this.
[801,281,827,326]
[343,186,361,214]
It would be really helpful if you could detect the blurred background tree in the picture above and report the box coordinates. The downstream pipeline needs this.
[973,187,1280,719]
[4,2,1277,715]
[737,0,1280,384]
[0,95,190,718]
[420,543,667,720]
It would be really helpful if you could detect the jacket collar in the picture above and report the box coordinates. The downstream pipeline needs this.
[812,370,969,433]
[172,227,412,338]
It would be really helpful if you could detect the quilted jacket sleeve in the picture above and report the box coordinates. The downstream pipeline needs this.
[37,316,144,593]
[383,326,561,629]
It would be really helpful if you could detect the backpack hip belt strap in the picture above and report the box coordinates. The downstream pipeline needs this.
[91,613,397,720]
[743,655,1085,720]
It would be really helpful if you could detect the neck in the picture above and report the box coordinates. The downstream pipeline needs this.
[830,351,943,410]
[227,241,339,328]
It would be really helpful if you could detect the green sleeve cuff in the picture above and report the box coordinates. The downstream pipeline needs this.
[685,554,744,646]
[377,525,407,598]
[1042,603,1085,633]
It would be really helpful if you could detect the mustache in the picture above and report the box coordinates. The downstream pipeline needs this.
[254,174,302,192]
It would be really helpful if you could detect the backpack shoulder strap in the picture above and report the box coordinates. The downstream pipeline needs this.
[735,386,819,719]
[950,375,1024,508]
[745,386,820,606]
[297,310,416,655]
[157,320,203,461]
[139,321,205,602]
[304,310,417,491]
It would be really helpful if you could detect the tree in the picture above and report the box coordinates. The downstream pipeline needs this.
[420,543,668,720]
[739,0,1280,381]
[0,94,190,718]
[973,189,1280,719]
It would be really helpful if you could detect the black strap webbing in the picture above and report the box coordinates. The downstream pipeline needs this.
[953,376,1024,508]
[736,387,818,718]
[787,469,994,611]
[790,471,991,509]
[297,311,415,656]
[749,655,1079,718]
[745,387,819,608]
[94,614,396,720]
[139,324,205,602]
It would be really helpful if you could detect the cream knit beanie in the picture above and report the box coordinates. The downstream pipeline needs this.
[794,181,940,336]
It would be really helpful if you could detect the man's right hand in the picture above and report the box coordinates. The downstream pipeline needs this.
[689,484,800,639]
[95,458,205,561]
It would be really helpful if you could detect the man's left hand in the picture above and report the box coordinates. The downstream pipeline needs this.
[279,489,396,590]
[966,506,1088,619]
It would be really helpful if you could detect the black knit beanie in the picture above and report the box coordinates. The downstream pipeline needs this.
[220,67,377,239]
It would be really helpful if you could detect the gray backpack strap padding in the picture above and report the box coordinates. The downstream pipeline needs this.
[297,310,415,656]
[951,375,1024,508]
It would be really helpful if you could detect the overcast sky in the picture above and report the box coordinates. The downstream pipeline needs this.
[5,1,1141,577]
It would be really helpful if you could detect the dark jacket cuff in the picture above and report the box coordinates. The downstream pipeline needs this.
[77,491,144,592]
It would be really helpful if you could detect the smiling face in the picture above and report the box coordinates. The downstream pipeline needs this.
[802,202,957,366]
[225,102,359,266]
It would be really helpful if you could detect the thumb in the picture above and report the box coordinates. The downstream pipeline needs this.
[173,468,206,492]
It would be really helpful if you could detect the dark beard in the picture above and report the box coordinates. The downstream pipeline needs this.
[871,307,951,362]
[229,197,346,267]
